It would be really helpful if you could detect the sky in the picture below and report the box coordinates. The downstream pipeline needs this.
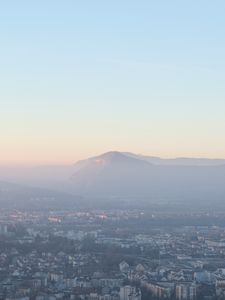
[1,1,225,165]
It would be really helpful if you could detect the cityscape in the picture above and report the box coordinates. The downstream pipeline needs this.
[1,209,225,299]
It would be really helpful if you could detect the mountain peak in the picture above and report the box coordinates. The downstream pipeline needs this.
[94,151,130,162]
[73,151,151,173]
[90,151,150,165]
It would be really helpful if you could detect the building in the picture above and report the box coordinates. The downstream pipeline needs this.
[120,286,141,300]
[144,282,174,299]
[176,283,196,300]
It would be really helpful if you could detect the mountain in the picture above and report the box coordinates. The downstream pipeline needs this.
[71,151,151,195]
[71,151,225,204]
[1,152,225,208]
[74,151,151,168]
[123,152,225,166]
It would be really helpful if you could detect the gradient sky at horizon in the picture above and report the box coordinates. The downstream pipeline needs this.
[1,1,225,165]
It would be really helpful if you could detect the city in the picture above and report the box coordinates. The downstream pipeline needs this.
[1,209,225,299]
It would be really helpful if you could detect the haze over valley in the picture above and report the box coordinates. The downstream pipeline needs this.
[1,151,225,210]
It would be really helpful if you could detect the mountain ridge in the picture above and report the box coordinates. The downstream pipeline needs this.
[70,151,225,199]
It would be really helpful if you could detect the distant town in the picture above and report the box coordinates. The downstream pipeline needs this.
[1,208,225,300]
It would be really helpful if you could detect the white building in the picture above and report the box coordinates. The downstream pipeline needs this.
[176,283,196,300]
[120,286,141,300]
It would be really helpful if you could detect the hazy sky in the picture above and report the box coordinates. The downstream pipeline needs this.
[1,1,225,165]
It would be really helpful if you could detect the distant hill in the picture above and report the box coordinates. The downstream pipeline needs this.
[70,151,225,203]
[1,151,225,208]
